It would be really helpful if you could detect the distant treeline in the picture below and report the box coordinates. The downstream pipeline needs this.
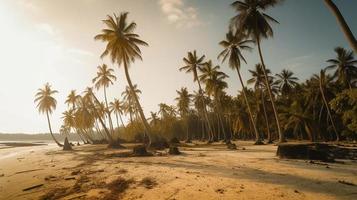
[0,133,81,142]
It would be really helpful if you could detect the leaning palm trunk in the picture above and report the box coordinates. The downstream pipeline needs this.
[256,37,285,143]
[324,0,357,54]
[319,82,339,141]
[46,111,63,147]
[104,87,115,136]
[90,94,115,143]
[236,68,261,143]
[123,62,152,147]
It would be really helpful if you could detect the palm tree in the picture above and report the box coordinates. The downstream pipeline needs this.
[317,70,339,141]
[92,64,117,135]
[175,87,192,142]
[200,62,229,141]
[34,83,63,147]
[248,64,273,142]
[95,12,152,146]
[230,0,285,142]
[148,112,160,126]
[65,90,80,110]
[109,98,126,129]
[326,47,357,90]
[275,69,299,96]
[83,87,116,144]
[180,50,213,140]
[218,30,261,143]
[324,0,357,54]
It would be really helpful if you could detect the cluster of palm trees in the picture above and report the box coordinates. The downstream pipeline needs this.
[34,0,357,149]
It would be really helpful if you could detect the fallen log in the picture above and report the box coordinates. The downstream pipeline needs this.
[23,184,44,191]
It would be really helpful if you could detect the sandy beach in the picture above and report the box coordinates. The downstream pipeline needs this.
[0,141,356,200]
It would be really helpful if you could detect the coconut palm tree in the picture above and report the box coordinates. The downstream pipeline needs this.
[95,12,152,146]
[83,87,116,144]
[65,90,80,110]
[317,70,339,141]
[275,69,299,96]
[326,47,357,90]
[218,30,262,143]
[34,83,63,147]
[324,0,357,54]
[92,64,117,135]
[200,62,229,141]
[230,0,285,142]
[180,50,213,140]
[248,64,273,142]
[175,87,192,142]
[109,98,126,129]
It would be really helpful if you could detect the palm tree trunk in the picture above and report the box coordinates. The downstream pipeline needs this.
[197,79,214,141]
[256,37,285,143]
[119,113,126,128]
[90,94,115,143]
[104,88,115,136]
[46,111,63,147]
[236,68,260,143]
[123,62,152,147]
[115,113,120,129]
[319,83,339,141]
[324,0,357,54]
[261,89,272,143]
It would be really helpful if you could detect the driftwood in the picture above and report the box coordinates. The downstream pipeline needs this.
[23,184,44,191]
[15,169,43,174]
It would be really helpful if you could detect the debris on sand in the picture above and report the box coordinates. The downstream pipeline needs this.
[169,146,181,155]
[44,175,57,181]
[71,169,81,175]
[227,143,237,150]
[132,145,153,157]
[338,180,356,186]
[215,188,225,194]
[0,173,4,177]
[103,177,135,199]
[22,184,44,191]
[15,169,44,174]
[140,177,157,189]
[40,187,69,200]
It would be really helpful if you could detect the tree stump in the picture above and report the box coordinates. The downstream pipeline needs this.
[63,137,73,151]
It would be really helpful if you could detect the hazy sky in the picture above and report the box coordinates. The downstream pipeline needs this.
[0,0,356,133]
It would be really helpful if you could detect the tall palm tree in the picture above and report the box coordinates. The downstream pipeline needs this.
[218,30,261,143]
[180,50,213,140]
[326,47,357,90]
[230,0,285,142]
[248,64,273,142]
[275,69,299,96]
[95,12,152,146]
[34,83,63,147]
[200,62,229,141]
[317,70,339,141]
[324,0,357,54]
[92,64,117,135]
[109,98,126,129]
[175,87,192,142]
[83,87,115,143]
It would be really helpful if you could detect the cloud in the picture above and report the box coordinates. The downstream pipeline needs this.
[159,0,202,28]
[36,23,56,36]
[17,0,39,12]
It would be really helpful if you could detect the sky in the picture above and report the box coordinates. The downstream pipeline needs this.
[0,0,356,134]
